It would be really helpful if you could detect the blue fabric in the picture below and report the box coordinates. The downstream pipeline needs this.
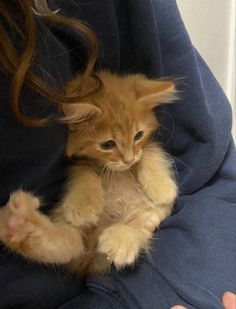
[0,0,235,308]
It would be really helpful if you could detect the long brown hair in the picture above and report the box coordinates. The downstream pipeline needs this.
[0,0,100,126]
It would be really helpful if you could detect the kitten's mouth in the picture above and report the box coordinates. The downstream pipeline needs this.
[108,160,138,171]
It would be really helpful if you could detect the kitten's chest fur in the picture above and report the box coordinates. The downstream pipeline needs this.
[98,166,154,220]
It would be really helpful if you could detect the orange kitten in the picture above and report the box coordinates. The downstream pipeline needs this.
[0,71,178,275]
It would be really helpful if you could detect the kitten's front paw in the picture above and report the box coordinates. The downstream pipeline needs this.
[63,196,104,228]
[154,179,178,206]
[0,191,39,243]
[98,224,143,268]
[139,173,178,206]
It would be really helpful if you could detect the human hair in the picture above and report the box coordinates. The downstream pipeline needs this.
[0,0,101,126]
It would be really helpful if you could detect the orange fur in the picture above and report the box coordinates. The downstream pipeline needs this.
[0,71,178,275]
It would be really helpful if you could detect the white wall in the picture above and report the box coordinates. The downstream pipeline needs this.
[177,0,235,140]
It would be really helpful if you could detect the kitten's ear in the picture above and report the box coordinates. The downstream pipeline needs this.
[62,103,102,130]
[136,79,176,109]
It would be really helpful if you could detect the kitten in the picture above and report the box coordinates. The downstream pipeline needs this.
[0,71,178,275]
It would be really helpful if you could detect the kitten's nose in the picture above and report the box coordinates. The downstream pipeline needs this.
[123,157,135,165]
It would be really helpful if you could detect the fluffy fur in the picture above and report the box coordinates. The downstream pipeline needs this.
[0,71,178,275]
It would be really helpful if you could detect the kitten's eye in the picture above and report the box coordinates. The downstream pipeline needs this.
[101,140,116,150]
[134,131,144,141]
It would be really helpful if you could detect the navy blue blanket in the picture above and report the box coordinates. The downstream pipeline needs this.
[0,1,235,308]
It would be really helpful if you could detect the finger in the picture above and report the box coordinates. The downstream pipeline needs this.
[222,291,236,309]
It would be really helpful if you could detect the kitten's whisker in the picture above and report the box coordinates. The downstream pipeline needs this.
[104,165,114,185]
[104,166,110,183]
[168,154,193,176]
[105,166,111,182]
[100,165,108,178]
[156,110,176,145]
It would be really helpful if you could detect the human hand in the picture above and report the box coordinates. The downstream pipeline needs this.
[170,291,236,309]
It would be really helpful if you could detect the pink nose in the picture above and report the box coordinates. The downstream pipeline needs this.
[123,157,135,165]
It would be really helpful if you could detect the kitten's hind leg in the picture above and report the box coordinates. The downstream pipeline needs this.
[0,191,83,264]
[98,223,150,268]
[97,202,163,269]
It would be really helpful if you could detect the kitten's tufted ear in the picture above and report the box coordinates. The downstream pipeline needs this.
[135,78,176,109]
[62,103,102,130]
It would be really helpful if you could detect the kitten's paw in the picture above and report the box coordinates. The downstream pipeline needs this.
[8,190,40,213]
[141,177,178,207]
[7,216,27,237]
[0,191,39,242]
[141,209,162,232]
[155,179,178,206]
[98,225,143,268]
[63,198,104,228]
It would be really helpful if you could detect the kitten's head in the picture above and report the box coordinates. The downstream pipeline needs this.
[64,71,175,171]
